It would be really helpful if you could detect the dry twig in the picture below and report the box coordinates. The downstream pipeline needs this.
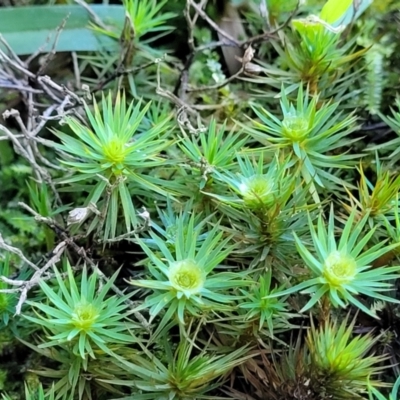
[173,0,299,102]
[1,241,67,315]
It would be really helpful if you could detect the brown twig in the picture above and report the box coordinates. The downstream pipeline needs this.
[0,112,47,181]
[71,51,81,89]
[74,0,109,31]
[1,108,64,205]
[186,46,255,92]
[173,0,296,103]
[92,57,164,93]
[0,234,40,272]
[35,15,70,77]
[239,1,299,47]
[188,0,239,46]
[1,241,67,315]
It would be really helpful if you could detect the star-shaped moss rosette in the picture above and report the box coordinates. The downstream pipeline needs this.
[90,0,176,49]
[105,330,252,400]
[205,153,295,212]
[343,158,400,226]
[239,269,297,337]
[266,207,400,317]
[25,263,137,359]
[240,85,359,202]
[52,91,175,240]
[179,118,248,189]
[140,198,208,254]
[130,213,251,336]
[307,316,387,398]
